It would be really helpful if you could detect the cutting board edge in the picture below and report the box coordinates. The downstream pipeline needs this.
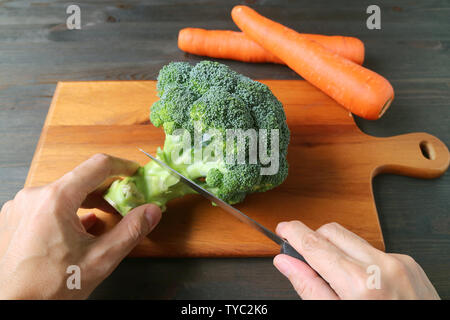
[127,238,387,257]
[25,82,63,187]
[367,174,386,252]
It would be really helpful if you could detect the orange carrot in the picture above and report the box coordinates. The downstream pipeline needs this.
[232,5,394,120]
[179,28,283,64]
[178,28,365,65]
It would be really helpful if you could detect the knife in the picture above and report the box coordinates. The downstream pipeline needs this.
[139,148,307,263]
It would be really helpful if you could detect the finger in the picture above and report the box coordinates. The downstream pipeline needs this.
[274,254,339,300]
[87,204,161,276]
[276,221,357,296]
[316,222,380,262]
[56,153,139,205]
[80,212,98,231]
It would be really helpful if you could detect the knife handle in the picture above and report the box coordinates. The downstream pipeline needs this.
[280,241,307,263]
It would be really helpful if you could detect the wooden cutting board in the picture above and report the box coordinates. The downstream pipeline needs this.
[25,80,449,257]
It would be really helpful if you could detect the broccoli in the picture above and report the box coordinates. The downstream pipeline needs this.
[104,61,290,215]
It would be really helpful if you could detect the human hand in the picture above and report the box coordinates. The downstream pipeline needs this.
[273,221,440,300]
[0,154,161,299]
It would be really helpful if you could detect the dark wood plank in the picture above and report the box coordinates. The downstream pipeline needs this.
[0,0,448,299]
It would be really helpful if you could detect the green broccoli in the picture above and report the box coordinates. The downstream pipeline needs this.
[104,61,290,215]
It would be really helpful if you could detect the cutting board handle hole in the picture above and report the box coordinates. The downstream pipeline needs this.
[419,141,435,160]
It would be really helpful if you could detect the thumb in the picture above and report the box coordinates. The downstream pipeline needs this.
[89,204,161,273]
[273,254,339,300]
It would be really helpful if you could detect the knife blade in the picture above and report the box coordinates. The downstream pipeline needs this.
[139,148,306,263]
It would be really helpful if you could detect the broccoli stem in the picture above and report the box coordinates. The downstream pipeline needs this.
[104,158,196,216]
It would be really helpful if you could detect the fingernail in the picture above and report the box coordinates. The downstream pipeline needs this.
[274,255,292,278]
[144,205,160,228]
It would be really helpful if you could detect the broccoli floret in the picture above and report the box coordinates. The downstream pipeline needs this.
[189,60,238,95]
[156,62,192,97]
[152,84,198,134]
[205,168,223,188]
[190,87,255,133]
[105,61,290,216]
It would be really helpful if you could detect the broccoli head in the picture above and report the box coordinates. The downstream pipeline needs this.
[105,61,290,216]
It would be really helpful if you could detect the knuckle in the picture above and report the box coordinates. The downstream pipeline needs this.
[14,187,32,201]
[45,183,69,202]
[46,183,62,197]
[92,153,112,167]
[1,200,13,213]
[63,169,77,182]
[399,254,417,266]
[301,232,320,251]
[317,222,341,236]
[61,170,88,200]
[284,220,298,228]
[283,220,302,234]
[386,255,409,278]
[91,153,113,177]
[92,153,110,162]
[329,251,346,269]
[43,183,75,210]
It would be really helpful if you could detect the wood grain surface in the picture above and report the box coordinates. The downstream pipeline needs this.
[24,80,449,257]
[1,0,449,299]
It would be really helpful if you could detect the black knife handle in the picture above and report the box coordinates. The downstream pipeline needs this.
[280,241,307,263]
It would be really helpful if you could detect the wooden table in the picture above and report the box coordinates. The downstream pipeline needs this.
[0,0,448,299]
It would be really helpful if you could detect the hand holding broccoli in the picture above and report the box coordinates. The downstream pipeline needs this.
[0,154,161,299]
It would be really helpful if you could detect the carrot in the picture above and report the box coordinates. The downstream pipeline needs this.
[179,28,283,64]
[178,28,365,65]
[231,5,394,120]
